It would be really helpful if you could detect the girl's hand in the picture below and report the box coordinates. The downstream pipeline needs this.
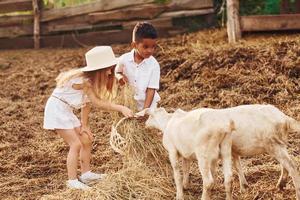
[120,106,134,117]
[80,126,93,141]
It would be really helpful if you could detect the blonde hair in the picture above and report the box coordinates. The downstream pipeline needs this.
[56,68,83,87]
[55,67,116,100]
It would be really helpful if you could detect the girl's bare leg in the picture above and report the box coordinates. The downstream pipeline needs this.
[57,129,82,179]
[75,127,93,174]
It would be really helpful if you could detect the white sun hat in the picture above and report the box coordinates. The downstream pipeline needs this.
[81,46,117,72]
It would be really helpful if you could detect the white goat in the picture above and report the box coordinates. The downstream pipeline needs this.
[166,104,300,200]
[139,107,236,200]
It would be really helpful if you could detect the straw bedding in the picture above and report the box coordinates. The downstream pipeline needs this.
[1,29,300,199]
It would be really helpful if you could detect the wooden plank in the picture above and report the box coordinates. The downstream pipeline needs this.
[159,8,214,18]
[46,14,90,27]
[32,0,40,48]
[89,4,166,24]
[280,0,290,14]
[163,27,188,36]
[46,3,165,27]
[44,21,122,34]
[0,25,33,38]
[167,0,213,11]
[0,0,32,13]
[0,15,33,26]
[122,17,173,30]
[241,14,300,31]
[0,27,186,49]
[46,24,93,33]
[0,30,129,49]
[226,0,241,43]
[0,36,33,49]
[42,30,132,48]
[295,0,300,13]
[41,0,154,22]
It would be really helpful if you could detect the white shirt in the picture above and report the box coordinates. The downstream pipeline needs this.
[116,49,161,110]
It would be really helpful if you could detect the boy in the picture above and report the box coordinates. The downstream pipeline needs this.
[115,22,160,111]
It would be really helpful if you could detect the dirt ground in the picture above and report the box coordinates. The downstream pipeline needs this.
[1,29,300,200]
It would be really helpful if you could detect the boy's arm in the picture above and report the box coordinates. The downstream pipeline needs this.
[116,72,128,86]
[143,88,156,109]
[143,62,160,109]
[115,62,128,85]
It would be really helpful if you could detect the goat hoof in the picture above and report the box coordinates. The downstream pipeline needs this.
[276,181,286,191]
[240,183,249,193]
[183,181,189,189]
[176,194,184,200]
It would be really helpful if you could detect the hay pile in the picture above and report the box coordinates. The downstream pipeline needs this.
[1,29,300,199]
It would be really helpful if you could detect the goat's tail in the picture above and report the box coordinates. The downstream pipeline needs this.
[219,119,235,147]
[219,119,235,160]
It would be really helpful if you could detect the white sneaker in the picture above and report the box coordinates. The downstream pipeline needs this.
[79,171,107,184]
[66,179,90,190]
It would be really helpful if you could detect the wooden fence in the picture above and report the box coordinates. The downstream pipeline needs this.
[226,0,300,43]
[0,0,215,49]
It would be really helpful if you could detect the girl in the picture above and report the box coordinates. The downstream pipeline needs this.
[43,46,133,190]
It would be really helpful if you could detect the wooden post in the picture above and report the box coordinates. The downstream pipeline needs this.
[280,0,290,14]
[32,0,40,49]
[226,0,241,43]
[296,0,300,13]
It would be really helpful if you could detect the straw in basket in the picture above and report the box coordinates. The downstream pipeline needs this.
[110,110,147,154]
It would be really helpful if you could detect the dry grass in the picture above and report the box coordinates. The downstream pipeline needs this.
[41,161,174,200]
[1,28,300,199]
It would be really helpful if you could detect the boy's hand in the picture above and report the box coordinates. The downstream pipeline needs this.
[136,114,149,122]
[116,74,128,86]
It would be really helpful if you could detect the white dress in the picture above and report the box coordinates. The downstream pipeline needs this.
[43,77,89,130]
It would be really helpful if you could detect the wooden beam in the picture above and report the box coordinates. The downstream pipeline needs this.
[41,29,133,48]
[241,14,300,31]
[159,8,214,18]
[45,24,93,33]
[123,17,173,30]
[296,0,300,13]
[226,0,241,43]
[167,0,213,11]
[0,25,33,38]
[280,0,290,14]
[89,4,166,24]
[32,0,40,49]
[46,14,91,27]
[0,15,33,26]
[44,21,122,33]
[0,36,33,49]
[0,27,187,49]
[0,30,130,49]
[41,0,154,22]
[0,0,33,13]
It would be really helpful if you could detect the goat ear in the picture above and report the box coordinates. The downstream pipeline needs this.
[135,108,150,117]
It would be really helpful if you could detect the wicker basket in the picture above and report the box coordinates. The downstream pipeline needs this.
[110,117,128,155]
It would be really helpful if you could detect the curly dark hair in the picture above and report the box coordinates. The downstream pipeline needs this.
[132,22,158,42]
